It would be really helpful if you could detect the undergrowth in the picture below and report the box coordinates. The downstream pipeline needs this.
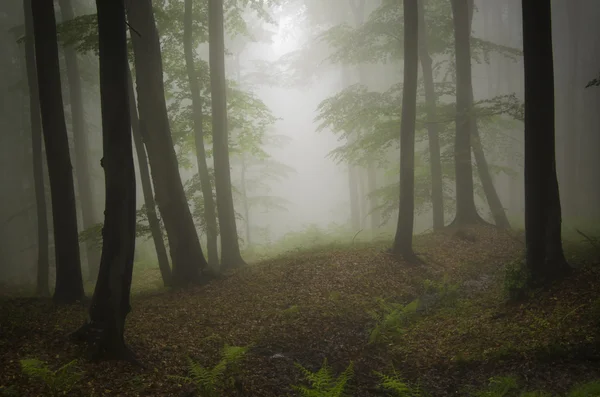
[293,359,354,397]
[19,358,82,396]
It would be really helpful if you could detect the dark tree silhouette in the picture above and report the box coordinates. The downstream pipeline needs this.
[127,67,172,287]
[126,0,209,285]
[73,0,136,360]
[208,0,246,269]
[522,0,570,285]
[31,0,84,304]
[184,0,220,269]
[23,0,49,297]
[448,0,486,227]
[392,0,419,261]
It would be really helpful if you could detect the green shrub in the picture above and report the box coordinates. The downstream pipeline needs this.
[20,358,82,396]
[292,359,353,397]
[170,344,249,397]
[375,369,422,396]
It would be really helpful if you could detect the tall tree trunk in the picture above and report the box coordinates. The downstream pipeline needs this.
[522,0,569,285]
[125,0,209,286]
[417,0,444,230]
[392,0,419,261]
[184,0,219,269]
[240,156,251,247]
[24,0,50,297]
[57,0,100,280]
[348,165,361,230]
[127,67,172,287]
[208,0,246,269]
[73,0,136,360]
[367,165,379,232]
[31,0,84,304]
[449,0,484,227]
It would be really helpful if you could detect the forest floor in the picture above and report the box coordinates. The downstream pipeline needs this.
[1,225,600,396]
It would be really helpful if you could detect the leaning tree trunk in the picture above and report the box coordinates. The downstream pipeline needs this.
[31,0,84,304]
[417,0,445,230]
[208,0,246,269]
[125,0,209,286]
[57,0,100,280]
[24,0,50,297]
[522,0,569,286]
[448,0,485,227]
[392,0,419,261]
[127,67,172,287]
[184,0,219,269]
[73,0,136,360]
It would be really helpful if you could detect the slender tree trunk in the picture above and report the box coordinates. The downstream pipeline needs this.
[126,0,209,286]
[57,0,100,280]
[240,156,251,247]
[184,0,219,268]
[417,0,444,230]
[522,0,569,285]
[348,165,361,230]
[24,0,50,297]
[31,0,84,304]
[73,0,136,360]
[208,0,246,269]
[449,0,484,227]
[127,67,172,287]
[367,164,379,232]
[392,0,419,261]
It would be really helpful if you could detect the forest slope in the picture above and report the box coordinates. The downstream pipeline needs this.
[1,226,599,396]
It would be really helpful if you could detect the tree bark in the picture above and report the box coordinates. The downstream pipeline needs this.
[208,0,246,269]
[24,0,50,297]
[31,0,84,304]
[184,0,220,268]
[125,0,209,286]
[392,0,419,261]
[449,0,485,227]
[522,0,570,285]
[127,67,172,287]
[73,0,136,360]
[57,0,100,281]
[240,156,251,247]
[417,0,444,230]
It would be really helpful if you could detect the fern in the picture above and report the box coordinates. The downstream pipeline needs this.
[375,369,422,397]
[293,359,354,397]
[568,380,600,397]
[20,358,82,396]
[368,298,419,344]
[170,344,249,397]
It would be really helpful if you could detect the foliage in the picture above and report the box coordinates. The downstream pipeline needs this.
[293,359,354,397]
[19,359,82,396]
[170,345,249,397]
[585,73,600,88]
[368,298,419,344]
[375,369,422,396]
[474,376,518,397]
[568,380,600,397]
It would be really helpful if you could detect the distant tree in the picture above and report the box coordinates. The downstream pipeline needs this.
[208,0,246,269]
[417,0,444,230]
[126,0,210,285]
[31,0,84,303]
[57,0,100,279]
[392,0,419,261]
[522,0,570,285]
[127,67,172,287]
[184,0,219,269]
[23,0,49,297]
[448,0,485,227]
[74,0,136,360]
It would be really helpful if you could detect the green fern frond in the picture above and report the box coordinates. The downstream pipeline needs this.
[375,369,420,397]
[292,359,353,397]
[20,358,82,396]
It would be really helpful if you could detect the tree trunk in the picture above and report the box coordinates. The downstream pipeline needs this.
[31,0,84,304]
[240,156,251,247]
[392,0,419,261]
[24,0,50,297]
[348,165,361,230]
[417,0,444,230]
[73,0,136,360]
[127,67,172,287]
[449,0,485,227]
[57,0,100,281]
[125,0,209,286]
[367,164,380,232]
[184,0,220,269]
[522,0,570,285]
[208,0,246,269]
